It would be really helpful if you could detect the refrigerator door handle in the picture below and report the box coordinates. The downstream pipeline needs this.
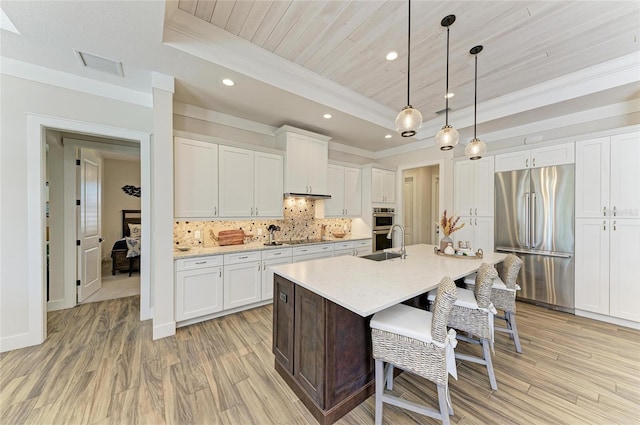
[524,193,530,248]
[495,247,573,259]
[531,193,537,248]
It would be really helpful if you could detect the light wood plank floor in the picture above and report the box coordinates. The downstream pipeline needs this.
[1,296,639,425]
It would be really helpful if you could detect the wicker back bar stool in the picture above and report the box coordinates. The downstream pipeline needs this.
[464,254,524,353]
[370,277,458,425]
[428,262,499,390]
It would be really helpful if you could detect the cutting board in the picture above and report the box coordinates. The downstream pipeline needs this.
[217,229,245,246]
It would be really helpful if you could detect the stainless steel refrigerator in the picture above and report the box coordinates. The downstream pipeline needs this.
[495,164,575,312]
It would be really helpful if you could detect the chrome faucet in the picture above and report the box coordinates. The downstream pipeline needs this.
[386,224,406,259]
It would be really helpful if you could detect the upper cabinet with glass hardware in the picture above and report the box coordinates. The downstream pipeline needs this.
[495,143,574,172]
[576,132,640,219]
[174,137,219,218]
[275,126,330,195]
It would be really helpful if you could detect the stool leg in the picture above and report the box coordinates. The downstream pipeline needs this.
[437,384,451,425]
[482,339,498,390]
[508,311,522,353]
[385,364,394,390]
[375,359,384,425]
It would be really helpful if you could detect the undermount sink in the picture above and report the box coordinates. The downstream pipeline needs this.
[361,251,403,262]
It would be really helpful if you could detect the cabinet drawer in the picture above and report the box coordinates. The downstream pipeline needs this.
[224,251,261,265]
[262,248,293,260]
[292,243,334,256]
[334,241,354,250]
[176,255,223,271]
[353,239,372,248]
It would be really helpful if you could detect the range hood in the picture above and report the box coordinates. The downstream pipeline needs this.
[284,193,331,200]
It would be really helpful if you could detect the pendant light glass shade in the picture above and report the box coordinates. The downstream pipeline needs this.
[467,45,486,160]
[465,138,486,160]
[396,0,422,137]
[436,15,458,150]
[435,125,459,150]
[396,106,423,137]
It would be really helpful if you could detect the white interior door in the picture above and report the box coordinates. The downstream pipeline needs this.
[77,149,102,302]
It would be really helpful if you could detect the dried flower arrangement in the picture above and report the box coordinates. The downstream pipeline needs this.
[437,210,465,236]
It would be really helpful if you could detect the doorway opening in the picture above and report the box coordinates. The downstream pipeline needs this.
[401,164,441,245]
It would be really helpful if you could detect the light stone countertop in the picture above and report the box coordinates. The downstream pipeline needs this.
[174,235,372,259]
[270,244,506,317]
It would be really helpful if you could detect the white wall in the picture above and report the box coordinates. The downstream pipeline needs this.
[0,74,152,351]
[102,158,141,260]
[46,131,65,304]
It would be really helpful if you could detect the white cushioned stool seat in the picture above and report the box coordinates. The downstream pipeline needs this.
[371,304,434,344]
[428,288,478,310]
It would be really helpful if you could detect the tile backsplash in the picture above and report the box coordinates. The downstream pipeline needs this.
[174,199,351,247]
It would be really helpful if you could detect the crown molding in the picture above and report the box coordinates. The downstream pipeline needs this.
[1,57,152,107]
[376,98,640,159]
[152,72,174,93]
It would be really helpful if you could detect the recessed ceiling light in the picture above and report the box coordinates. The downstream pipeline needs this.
[323,113,332,119]
[445,92,454,99]
[222,78,235,87]
[386,51,398,61]
[385,134,392,139]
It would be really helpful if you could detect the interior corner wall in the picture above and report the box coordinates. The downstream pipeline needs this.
[0,74,152,351]
[102,159,141,260]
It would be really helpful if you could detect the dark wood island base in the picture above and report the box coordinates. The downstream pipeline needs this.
[272,274,375,425]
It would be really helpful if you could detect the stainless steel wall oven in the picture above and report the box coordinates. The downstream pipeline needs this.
[372,208,395,252]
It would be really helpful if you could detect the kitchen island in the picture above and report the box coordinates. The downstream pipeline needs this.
[270,244,505,425]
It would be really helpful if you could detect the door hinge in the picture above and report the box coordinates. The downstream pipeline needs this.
[76,240,81,246]
[76,280,81,286]
[76,199,81,206]
[76,159,81,166]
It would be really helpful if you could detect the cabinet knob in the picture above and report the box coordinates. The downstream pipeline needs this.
[525,158,529,168]
[613,220,617,231]
[603,220,606,231]
[613,206,617,217]
[470,208,472,215]
[603,206,607,217]
[214,206,217,216]
[475,208,478,216]
[533,158,536,167]
[255,207,258,216]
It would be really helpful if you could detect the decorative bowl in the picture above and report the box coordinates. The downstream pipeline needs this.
[332,232,346,238]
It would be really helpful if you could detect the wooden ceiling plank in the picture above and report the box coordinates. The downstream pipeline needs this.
[303,2,374,70]
[250,1,292,47]
[273,1,326,58]
[210,0,234,27]
[262,1,310,52]
[226,1,255,35]
[178,0,198,15]
[194,0,216,22]
[239,1,273,41]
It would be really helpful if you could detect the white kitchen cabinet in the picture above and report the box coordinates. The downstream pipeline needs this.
[454,156,494,217]
[609,219,640,322]
[495,142,574,172]
[333,239,372,257]
[452,216,494,252]
[261,248,292,301]
[325,165,362,217]
[575,218,640,323]
[576,132,640,219]
[292,243,334,263]
[174,137,218,218]
[372,168,396,204]
[353,239,372,256]
[218,145,283,218]
[175,255,223,321]
[276,128,330,195]
[223,251,261,310]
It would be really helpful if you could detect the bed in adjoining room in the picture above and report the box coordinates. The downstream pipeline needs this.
[110,209,141,276]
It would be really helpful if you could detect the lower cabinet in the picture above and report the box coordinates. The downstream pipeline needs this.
[261,248,292,301]
[175,256,224,321]
[223,251,261,310]
[292,243,334,263]
[273,274,375,420]
[576,218,640,322]
[333,240,373,257]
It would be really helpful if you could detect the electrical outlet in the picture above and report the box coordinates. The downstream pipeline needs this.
[194,230,201,239]
[257,228,263,236]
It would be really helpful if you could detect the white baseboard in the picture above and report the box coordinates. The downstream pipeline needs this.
[153,321,176,340]
[0,332,43,353]
[575,309,640,330]
[47,298,69,312]
[176,300,272,328]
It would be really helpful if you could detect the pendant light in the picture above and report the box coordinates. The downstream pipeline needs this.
[465,45,487,160]
[435,15,459,151]
[395,0,422,137]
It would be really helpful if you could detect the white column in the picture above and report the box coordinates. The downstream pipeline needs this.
[151,72,176,340]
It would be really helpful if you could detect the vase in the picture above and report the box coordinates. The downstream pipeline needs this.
[440,236,453,252]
